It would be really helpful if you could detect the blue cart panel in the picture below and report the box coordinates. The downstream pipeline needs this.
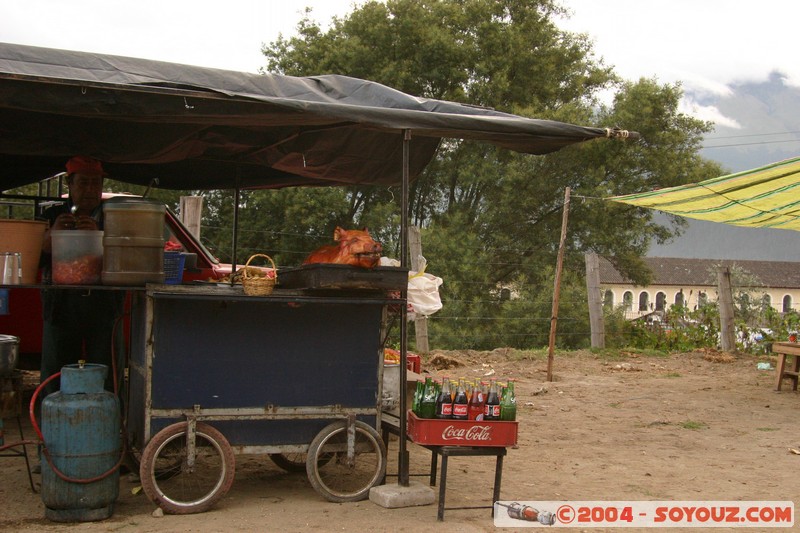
[127,288,389,451]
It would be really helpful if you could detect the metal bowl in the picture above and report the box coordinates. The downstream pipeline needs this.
[0,334,19,375]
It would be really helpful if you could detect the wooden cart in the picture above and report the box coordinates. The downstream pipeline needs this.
[126,284,397,514]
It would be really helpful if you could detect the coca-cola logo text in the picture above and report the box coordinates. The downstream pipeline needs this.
[441,424,493,441]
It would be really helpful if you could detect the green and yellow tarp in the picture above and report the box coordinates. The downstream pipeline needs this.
[608,156,800,231]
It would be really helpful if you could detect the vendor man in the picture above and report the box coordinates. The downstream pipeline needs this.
[37,156,124,396]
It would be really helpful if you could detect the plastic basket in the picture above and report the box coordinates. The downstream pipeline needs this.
[163,251,186,285]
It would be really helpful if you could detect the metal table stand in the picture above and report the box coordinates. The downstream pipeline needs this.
[0,371,36,492]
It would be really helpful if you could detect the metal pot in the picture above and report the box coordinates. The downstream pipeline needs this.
[0,334,19,375]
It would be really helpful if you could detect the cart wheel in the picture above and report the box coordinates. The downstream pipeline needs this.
[140,422,235,514]
[306,420,386,503]
[269,452,333,473]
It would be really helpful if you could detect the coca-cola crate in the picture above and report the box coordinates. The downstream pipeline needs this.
[406,410,518,447]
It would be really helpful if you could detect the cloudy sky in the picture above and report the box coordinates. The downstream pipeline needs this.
[3,0,797,258]
[2,0,796,93]
[559,0,800,89]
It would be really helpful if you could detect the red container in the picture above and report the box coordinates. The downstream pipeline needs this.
[406,410,518,447]
[384,348,421,373]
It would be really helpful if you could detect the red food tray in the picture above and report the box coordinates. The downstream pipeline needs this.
[406,410,518,447]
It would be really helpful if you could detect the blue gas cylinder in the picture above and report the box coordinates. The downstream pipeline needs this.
[40,363,121,522]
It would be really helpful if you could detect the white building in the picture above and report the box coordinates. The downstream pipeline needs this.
[598,256,800,320]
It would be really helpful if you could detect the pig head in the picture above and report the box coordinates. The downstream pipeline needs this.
[303,227,382,269]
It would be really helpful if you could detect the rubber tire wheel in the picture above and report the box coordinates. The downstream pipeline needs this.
[269,452,333,473]
[306,420,386,503]
[140,422,235,514]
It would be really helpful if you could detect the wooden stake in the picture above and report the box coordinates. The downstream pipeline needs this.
[718,266,736,352]
[547,187,570,381]
[585,252,605,348]
[180,196,203,239]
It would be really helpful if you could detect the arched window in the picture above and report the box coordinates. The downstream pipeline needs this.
[623,291,633,311]
[762,294,772,310]
[603,290,614,309]
[674,291,684,307]
[783,295,793,313]
[638,291,649,312]
[499,287,511,301]
[655,292,666,311]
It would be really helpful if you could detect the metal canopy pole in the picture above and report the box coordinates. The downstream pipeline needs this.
[398,129,411,486]
[231,170,240,276]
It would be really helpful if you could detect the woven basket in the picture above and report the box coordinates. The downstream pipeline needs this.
[242,254,277,296]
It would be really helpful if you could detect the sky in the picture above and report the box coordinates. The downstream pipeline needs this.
[3,0,798,259]
[2,0,797,99]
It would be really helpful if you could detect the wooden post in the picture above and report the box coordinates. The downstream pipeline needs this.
[180,196,203,238]
[585,252,605,349]
[718,266,736,351]
[547,187,570,381]
[408,226,429,354]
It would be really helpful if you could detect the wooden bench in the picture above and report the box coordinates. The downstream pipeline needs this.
[772,342,800,391]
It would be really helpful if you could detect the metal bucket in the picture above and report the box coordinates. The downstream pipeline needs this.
[0,334,19,376]
[40,363,120,522]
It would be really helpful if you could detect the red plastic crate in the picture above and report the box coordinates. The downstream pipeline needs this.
[406,410,518,447]
[384,348,421,373]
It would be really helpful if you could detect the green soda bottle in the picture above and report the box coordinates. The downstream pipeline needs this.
[412,379,424,414]
[418,376,437,419]
[500,379,517,421]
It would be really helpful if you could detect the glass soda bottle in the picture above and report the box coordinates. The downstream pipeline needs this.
[468,380,486,420]
[412,379,424,414]
[435,377,453,419]
[484,379,500,420]
[452,380,469,420]
[418,376,437,419]
[500,379,517,421]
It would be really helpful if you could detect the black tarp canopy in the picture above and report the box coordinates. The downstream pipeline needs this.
[0,42,631,191]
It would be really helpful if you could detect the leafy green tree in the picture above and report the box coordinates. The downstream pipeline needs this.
[258,0,728,349]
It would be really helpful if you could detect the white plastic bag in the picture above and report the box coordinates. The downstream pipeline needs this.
[407,270,443,317]
[379,256,443,318]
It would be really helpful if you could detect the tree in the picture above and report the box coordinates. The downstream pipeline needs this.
[257,0,727,349]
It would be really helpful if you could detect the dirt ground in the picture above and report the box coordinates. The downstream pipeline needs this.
[2,348,798,532]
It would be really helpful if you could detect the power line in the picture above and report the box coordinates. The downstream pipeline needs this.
[707,130,800,140]
[702,138,800,149]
